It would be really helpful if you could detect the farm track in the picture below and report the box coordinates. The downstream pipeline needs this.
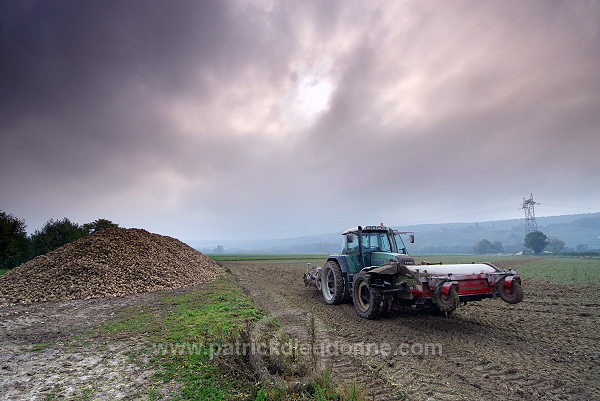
[227,260,600,401]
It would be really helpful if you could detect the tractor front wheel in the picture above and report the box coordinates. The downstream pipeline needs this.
[499,280,524,304]
[321,262,344,305]
[352,274,381,319]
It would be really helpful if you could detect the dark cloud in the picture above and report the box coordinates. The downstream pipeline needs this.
[1,0,599,240]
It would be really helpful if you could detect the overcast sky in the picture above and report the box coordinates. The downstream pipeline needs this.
[1,0,599,242]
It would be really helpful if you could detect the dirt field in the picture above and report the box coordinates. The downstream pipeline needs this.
[0,289,186,400]
[227,259,600,401]
[1,258,598,400]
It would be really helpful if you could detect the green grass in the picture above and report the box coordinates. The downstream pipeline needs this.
[160,279,264,342]
[24,342,53,353]
[0,269,10,276]
[508,257,600,285]
[103,275,367,400]
[102,309,164,336]
[411,254,527,264]
[104,277,265,400]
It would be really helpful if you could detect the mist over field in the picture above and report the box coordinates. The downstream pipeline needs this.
[193,212,600,254]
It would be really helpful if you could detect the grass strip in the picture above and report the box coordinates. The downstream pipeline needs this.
[103,275,367,400]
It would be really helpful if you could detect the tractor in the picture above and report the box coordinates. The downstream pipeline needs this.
[304,224,524,319]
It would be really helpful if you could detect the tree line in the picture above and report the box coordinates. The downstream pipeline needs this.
[0,210,118,269]
[473,231,570,255]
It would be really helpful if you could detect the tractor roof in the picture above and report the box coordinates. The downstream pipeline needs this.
[341,225,392,235]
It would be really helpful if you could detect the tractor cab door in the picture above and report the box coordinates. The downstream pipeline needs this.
[344,233,363,273]
[393,232,413,255]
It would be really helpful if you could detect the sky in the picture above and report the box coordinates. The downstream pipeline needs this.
[1,0,599,242]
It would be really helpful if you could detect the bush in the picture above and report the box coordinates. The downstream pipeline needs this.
[474,239,504,254]
[547,237,566,254]
[29,218,88,258]
[83,218,118,233]
[0,211,29,268]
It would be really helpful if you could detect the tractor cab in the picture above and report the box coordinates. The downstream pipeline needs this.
[341,225,415,273]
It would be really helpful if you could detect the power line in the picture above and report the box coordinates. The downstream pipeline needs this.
[400,199,598,227]
[539,203,600,212]
[412,206,519,226]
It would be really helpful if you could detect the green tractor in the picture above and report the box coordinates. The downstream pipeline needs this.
[304,224,523,319]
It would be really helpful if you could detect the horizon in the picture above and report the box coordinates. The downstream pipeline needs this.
[185,211,600,250]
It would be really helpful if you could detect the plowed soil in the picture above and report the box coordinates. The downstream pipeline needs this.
[1,257,598,400]
[227,259,600,401]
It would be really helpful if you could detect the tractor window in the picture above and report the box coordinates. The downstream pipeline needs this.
[362,232,392,252]
[395,233,408,254]
[345,234,360,254]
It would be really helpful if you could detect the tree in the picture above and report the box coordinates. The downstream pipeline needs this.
[547,237,565,254]
[0,210,29,268]
[29,218,88,258]
[524,231,549,255]
[474,239,504,254]
[491,241,505,254]
[83,218,118,234]
[474,239,492,254]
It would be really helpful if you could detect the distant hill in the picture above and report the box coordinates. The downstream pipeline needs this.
[395,213,600,253]
[191,212,600,254]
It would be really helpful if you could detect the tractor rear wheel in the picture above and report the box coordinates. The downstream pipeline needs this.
[499,280,524,304]
[352,274,381,319]
[321,261,344,305]
[432,286,459,313]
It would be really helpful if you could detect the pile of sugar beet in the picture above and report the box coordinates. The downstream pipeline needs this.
[0,227,224,304]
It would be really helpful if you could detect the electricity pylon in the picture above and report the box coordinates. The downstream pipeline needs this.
[522,194,539,232]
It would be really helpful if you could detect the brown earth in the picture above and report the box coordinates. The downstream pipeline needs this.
[1,256,598,400]
[227,259,600,401]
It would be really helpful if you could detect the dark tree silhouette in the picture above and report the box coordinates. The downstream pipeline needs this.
[29,218,88,258]
[524,231,549,255]
[0,210,29,268]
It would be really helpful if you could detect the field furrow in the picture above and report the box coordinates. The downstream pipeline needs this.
[227,259,600,401]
